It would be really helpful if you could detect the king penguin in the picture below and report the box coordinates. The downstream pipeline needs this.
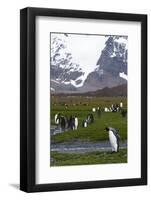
[105,127,120,152]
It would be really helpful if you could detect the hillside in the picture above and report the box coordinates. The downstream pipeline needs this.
[52,84,127,97]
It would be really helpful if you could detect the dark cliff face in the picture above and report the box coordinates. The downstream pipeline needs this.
[82,36,128,91]
[97,36,127,75]
[83,71,126,91]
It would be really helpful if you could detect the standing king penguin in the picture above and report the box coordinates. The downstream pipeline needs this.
[105,127,120,152]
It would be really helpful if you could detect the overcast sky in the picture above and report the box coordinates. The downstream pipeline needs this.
[51,33,107,74]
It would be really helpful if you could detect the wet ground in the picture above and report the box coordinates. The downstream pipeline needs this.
[51,140,127,153]
[51,125,64,135]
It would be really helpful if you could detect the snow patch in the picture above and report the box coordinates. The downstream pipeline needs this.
[61,72,88,88]
[114,38,128,49]
[51,87,55,91]
[110,52,116,58]
[119,72,128,80]
[63,81,70,85]
[51,79,60,84]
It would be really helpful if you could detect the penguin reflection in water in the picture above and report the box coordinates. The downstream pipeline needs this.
[105,127,120,153]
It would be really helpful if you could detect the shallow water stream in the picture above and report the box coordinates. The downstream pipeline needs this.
[51,140,127,153]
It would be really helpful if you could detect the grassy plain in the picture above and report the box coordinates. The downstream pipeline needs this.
[50,148,127,166]
[51,96,127,144]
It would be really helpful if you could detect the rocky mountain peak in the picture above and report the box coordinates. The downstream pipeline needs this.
[82,36,128,91]
[50,34,128,93]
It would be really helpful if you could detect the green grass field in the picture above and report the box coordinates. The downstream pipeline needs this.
[50,149,127,166]
[51,96,127,144]
[50,96,127,166]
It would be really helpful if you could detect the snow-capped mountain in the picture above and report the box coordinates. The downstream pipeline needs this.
[50,34,86,92]
[97,36,128,76]
[81,36,128,91]
[50,34,128,93]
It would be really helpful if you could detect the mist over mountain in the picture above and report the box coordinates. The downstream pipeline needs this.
[50,34,128,93]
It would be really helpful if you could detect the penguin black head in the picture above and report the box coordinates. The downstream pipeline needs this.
[105,127,109,131]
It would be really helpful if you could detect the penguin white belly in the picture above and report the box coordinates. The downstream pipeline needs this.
[75,118,78,130]
[109,130,118,152]
[56,118,59,125]
[84,122,87,127]
[54,114,57,124]
[55,116,56,121]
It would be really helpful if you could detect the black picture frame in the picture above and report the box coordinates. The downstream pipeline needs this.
[20,7,147,192]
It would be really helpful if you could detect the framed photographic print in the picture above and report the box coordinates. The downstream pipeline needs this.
[20,7,147,192]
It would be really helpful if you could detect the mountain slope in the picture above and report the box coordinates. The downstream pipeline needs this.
[81,36,128,91]
[50,34,85,92]
[54,84,127,97]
